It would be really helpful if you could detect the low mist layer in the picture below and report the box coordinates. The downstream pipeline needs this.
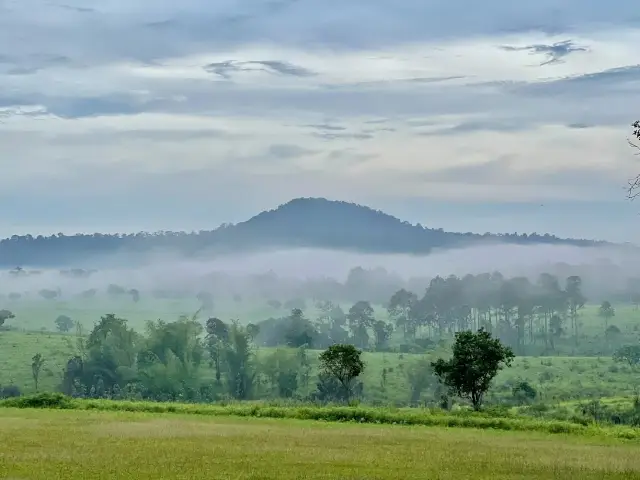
[0,243,638,303]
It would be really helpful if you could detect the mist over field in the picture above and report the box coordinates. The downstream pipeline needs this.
[1,242,638,301]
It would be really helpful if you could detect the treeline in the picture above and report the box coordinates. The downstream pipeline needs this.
[58,314,363,404]
[256,271,625,356]
[0,198,607,267]
[4,262,640,312]
[387,272,594,355]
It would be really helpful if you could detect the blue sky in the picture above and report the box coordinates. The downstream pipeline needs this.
[1,0,639,242]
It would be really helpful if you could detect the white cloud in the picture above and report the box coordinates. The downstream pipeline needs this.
[0,0,639,239]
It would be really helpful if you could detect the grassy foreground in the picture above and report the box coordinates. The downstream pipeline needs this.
[2,394,640,440]
[0,408,639,479]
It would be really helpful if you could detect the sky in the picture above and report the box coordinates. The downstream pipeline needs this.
[1,0,640,242]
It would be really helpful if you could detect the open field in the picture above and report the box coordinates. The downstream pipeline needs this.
[0,407,639,479]
[1,331,639,403]
[2,327,639,402]
[1,296,640,406]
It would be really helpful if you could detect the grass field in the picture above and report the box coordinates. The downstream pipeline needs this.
[0,408,639,479]
[1,297,640,403]
[1,327,638,402]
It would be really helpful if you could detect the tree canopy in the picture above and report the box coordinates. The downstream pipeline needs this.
[432,329,514,410]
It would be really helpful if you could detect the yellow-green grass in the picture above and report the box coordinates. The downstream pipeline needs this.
[0,408,639,479]
[4,395,640,440]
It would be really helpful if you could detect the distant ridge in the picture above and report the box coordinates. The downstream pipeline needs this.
[0,197,612,267]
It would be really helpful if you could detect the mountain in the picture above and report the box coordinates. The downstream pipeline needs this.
[0,197,611,267]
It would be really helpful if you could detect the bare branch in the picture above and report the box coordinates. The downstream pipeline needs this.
[628,121,640,200]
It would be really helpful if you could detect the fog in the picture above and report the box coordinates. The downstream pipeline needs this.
[1,242,639,303]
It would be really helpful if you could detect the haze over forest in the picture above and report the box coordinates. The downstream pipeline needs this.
[0,197,639,309]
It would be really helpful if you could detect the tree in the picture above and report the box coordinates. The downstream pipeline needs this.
[39,289,58,300]
[388,289,418,340]
[548,314,564,351]
[347,301,375,349]
[405,357,435,406]
[613,345,640,367]
[512,381,537,405]
[55,315,74,333]
[0,309,15,327]
[80,288,97,299]
[372,320,393,351]
[129,289,140,303]
[318,344,365,402]
[598,301,615,329]
[223,321,256,399]
[205,317,228,384]
[431,328,514,410]
[628,120,640,199]
[565,276,585,343]
[284,308,316,348]
[31,353,45,392]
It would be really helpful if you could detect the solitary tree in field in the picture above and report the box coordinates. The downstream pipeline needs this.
[318,344,365,402]
[31,353,45,392]
[598,301,615,329]
[432,328,514,411]
[0,309,15,327]
[55,315,74,333]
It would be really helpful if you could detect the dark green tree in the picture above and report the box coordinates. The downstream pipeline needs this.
[598,301,615,329]
[431,328,514,410]
[372,320,393,351]
[224,321,256,400]
[0,309,15,327]
[388,289,418,340]
[318,344,365,402]
[205,317,228,384]
[129,289,140,303]
[347,301,375,349]
[565,276,585,343]
[31,353,45,392]
[55,315,74,333]
[284,308,316,347]
[613,345,640,367]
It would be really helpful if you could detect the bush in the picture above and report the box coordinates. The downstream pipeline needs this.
[0,385,21,398]
[3,392,72,409]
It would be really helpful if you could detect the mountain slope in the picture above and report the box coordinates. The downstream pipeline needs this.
[0,197,610,267]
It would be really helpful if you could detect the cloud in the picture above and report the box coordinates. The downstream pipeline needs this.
[0,0,639,240]
[204,59,315,79]
[500,40,588,65]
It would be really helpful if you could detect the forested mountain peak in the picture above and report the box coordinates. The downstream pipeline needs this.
[0,197,610,267]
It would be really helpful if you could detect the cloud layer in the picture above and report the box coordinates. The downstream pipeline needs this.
[1,1,639,239]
